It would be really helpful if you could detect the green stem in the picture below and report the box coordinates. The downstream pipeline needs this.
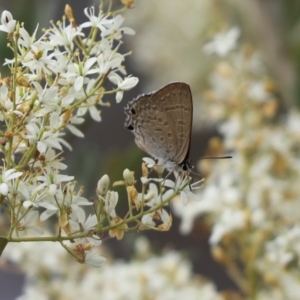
[8,232,90,243]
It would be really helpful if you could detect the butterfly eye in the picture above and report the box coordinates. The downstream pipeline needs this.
[127,124,134,130]
[131,108,136,115]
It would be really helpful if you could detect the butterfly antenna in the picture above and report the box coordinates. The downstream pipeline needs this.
[188,156,232,178]
[199,156,232,160]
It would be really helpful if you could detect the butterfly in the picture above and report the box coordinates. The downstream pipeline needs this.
[124,82,192,173]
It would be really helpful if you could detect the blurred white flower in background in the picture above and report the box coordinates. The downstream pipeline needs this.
[2,237,224,300]
[203,27,240,56]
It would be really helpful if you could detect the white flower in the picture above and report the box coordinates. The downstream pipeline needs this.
[218,115,241,148]
[75,79,101,122]
[60,58,99,92]
[84,250,106,267]
[75,210,98,232]
[140,183,161,206]
[287,111,300,134]
[103,14,135,39]
[33,82,59,104]
[104,191,118,218]
[38,180,91,222]
[49,19,84,49]
[21,41,56,76]
[262,226,300,269]
[68,210,102,249]
[81,7,113,31]
[18,25,39,49]
[108,74,139,102]
[36,167,74,193]
[15,211,43,237]
[0,168,23,196]
[172,185,222,235]
[203,27,240,56]
[23,120,67,154]
[0,183,8,196]
[142,157,156,168]
[39,202,58,221]
[141,213,156,227]
[32,148,67,171]
[163,175,202,204]
[96,53,123,76]
[209,209,246,245]
[247,81,270,102]
[47,49,70,74]
[62,182,92,217]
[0,83,11,114]
[20,182,48,209]
[0,10,16,33]
[172,198,203,235]
[139,183,171,228]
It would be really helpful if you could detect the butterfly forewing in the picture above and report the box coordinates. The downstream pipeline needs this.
[124,82,193,167]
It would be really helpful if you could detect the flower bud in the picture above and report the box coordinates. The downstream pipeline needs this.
[97,174,110,196]
[0,11,16,33]
[121,0,136,8]
[123,168,134,186]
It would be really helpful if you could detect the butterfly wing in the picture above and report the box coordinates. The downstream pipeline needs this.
[125,82,193,166]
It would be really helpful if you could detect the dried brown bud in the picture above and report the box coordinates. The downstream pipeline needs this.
[5,131,13,139]
[0,138,7,146]
[158,215,172,231]
[65,4,77,27]
[127,185,139,209]
[109,217,128,240]
[17,75,30,87]
[38,154,46,162]
[62,110,72,124]
[211,245,229,266]
[121,0,136,8]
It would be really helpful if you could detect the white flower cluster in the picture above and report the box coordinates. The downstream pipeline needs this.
[0,4,203,268]
[0,5,138,266]
[139,158,202,230]
[3,237,224,300]
[173,27,300,298]
[95,158,201,242]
